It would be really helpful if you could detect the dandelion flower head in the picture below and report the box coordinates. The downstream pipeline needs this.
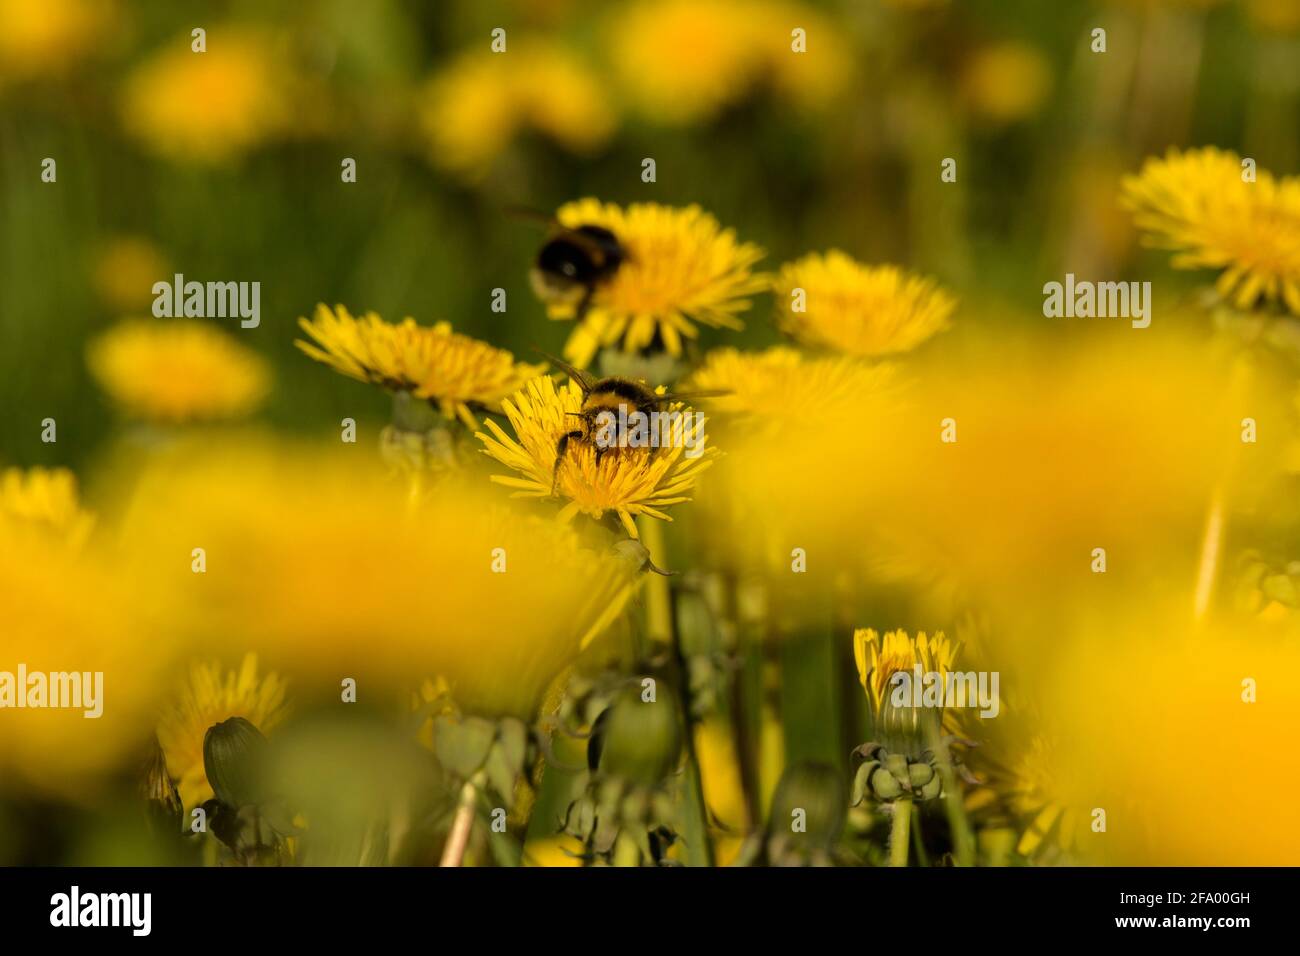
[775,251,955,357]
[121,28,287,164]
[477,372,715,538]
[296,304,545,428]
[88,319,270,423]
[546,199,766,367]
[1122,146,1300,314]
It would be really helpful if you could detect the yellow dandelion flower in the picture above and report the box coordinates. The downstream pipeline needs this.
[156,653,290,811]
[1122,146,1300,314]
[121,440,636,720]
[0,0,110,81]
[0,531,172,798]
[546,199,766,367]
[419,40,615,179]
[516,45,616,155]
[607,0,768,125]
[0,466,95,549]
[296,304,545,428]
[1001,736,1086,861]
[852,628,956,719]
[121,29,286,164]
[476,373,714,539]
[685,346,898,424]
[760,2,852,110]
[775,251,955,356]
[687,347,904,579]
[88,319,270,423]
[91,236,170,313]
[608,0,848,124]
[961,42,1053,124]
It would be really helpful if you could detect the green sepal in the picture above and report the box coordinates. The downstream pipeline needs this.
[433,715,497,779]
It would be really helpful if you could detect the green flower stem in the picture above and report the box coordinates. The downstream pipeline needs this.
[926,724,975,867]
[889,797,912,868]
[910,802,930,867]
[640,518,713,866]
[717,574,761,829]
[641,520,674,647]
[439,770,486,867]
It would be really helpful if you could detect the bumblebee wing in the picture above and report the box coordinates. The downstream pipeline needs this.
[533,349,597,394]
[503,204,559,228]
[506,206,611,254]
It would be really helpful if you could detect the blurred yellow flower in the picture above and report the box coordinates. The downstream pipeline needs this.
[91,237,171,313]
[775,251,955,357]
[607,0,760,125]
[1248,0,1300,32]
[156,653,290,811]
[694,717,749,865]
[961,42,1053,124]
[963,718,1088,864]
[685,346,898,424]
[121,29,287,164]
[118,440,636,720]
[547,199,767,367]
[1041,602,1300,864]
[1002,736,1085,861]
[477,373,715,539]
[607,0,849,125]
[0,467,95,550]
[1122,146,1300,314]
[763,2,853,109]
[420,40,615,179]
[685,347,903,579]
[296,304,545,428]
[698,330,1281,629]
[0,533,171,797]
[88,319,270,423]
[0,0,111,82]
[522,834,586,867]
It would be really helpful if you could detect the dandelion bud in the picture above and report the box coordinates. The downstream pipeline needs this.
[203,716,268,809]
[593,688,683,785]
[878,690,942,758]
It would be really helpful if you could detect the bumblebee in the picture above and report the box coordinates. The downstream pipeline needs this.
[540,353,723,495]
[514,208,626,320]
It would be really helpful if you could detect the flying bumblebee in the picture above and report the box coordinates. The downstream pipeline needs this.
[511,208,627,321]
[538,352,725,496]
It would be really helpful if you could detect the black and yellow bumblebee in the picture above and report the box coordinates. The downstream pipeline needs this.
[539,352,725,496]
[512,208,627,321]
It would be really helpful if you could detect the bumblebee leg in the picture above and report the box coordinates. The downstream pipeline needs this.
[551,430,584,497]
[574,285,595,324]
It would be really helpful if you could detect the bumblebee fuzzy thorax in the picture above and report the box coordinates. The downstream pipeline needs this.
[530,224,626,312]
